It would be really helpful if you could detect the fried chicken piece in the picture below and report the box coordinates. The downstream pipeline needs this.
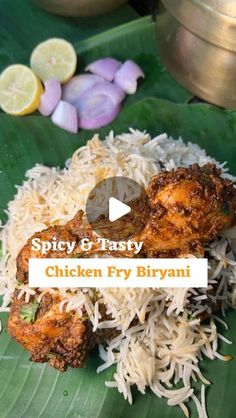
[10,211,122,371]
[8,292,93,371]
[90,191,150,241]
[139,163,236,257]
[16,210,94,284]
[16,209,135,285]
[8,291,116,372]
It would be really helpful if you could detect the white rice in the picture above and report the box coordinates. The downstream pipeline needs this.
[0,129,236,418]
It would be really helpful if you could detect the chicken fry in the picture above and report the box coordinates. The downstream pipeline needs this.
[139,163,236,257]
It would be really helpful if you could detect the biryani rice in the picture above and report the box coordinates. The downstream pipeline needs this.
[1,129,236,418]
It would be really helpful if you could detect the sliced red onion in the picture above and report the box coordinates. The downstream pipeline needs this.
[74,81,124,130]
[62,74,104,104]
[51,101,78,133]
[79,81,125,106]
[76,94,121,130]
[114,60,145,95]
[85,58,121,82]
[39,79,62,116]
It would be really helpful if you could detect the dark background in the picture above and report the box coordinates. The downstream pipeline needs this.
[130,0,159,16]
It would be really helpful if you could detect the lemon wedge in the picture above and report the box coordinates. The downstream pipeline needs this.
[0,64,43,115]
[30,38,77,84]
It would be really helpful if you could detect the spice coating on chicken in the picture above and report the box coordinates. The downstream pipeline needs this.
[8,292,97,371]
[139,163,236,257]
[16,209,135,285]
[7,291,119,372]
[16,210,94,284]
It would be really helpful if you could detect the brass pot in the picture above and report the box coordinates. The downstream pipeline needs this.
[33,0,128,17]
[157,0,236,108]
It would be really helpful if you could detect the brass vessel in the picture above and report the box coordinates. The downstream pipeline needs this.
[157,0,236,108]
[33,0,128,17]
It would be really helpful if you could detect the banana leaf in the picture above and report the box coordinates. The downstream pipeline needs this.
[0,0,138,70]
[0,6,236,418]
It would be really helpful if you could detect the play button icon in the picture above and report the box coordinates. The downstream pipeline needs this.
[86,176,151,241]
[109,197,131,222]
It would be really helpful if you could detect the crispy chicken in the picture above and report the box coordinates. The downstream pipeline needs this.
[16,210,92,284]
[9,211,124,371]
[139,163,236,257]
[7,163,236,371]
[8,291,116,371]
[8,292,95,371]
[16,209,135,285]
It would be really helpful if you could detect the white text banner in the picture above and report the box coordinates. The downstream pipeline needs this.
[29,258,208,288]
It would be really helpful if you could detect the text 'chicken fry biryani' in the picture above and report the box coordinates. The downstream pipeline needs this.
[1,130,236,418]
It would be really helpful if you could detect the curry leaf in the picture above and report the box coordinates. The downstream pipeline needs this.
[20,300,39,323]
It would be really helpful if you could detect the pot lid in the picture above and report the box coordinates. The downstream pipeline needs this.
[162,0,236,52]
[206,0,236,17]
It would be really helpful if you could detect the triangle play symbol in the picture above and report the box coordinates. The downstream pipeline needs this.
[108,197,131,222]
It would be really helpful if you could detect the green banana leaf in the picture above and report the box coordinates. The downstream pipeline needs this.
[0,5,236,418]
[0,0,138,70]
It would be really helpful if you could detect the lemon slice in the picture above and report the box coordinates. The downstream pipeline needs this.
[0,64,43,115]
[30,38,77,84]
